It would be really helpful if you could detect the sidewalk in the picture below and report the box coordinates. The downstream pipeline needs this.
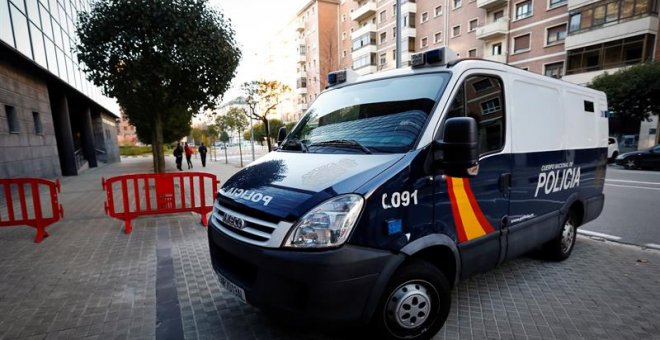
[1,156,659,339]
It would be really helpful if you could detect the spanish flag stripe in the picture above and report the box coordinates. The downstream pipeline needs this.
[446,177,468,243]
[462,178,496,233]
[450,178,486,240]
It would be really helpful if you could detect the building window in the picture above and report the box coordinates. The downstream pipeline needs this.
[421,37,428,48]
[403,12,416,28]
[544,62,564,78]
[393,27,396,38]
[452,25,461,37]
[549,0,567,8]
[492,42,502,55]
[434,32,442,43]
[33,112,42,134]
[435,5,443,16]
[453,0,462,8]
[546,24,566,45]
[393,4,396,17]
[380,10,386,23]
[352,32,377,51]
[515,0,533,19]
[380,53,387,65]
[5,106,19,133]
[481,98,501,115]
[493,10,504,21]
[341,14,346,22]
[342,50,347,58]
[468,49,477,57]
[380,32,387,44]
[469,19,478,32]
[566,34,655,75]
[342,32,346,40]
[513,34,531,53]
[421,12,429,23]
[567,0,656,34]
[407,37,416,52]
[392,49,397,61]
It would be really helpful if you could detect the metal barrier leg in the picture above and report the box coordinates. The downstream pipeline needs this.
[124,220,132,234]
[34,226,49,243]
[201,213,208,227]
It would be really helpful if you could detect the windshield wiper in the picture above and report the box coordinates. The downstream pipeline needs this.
[281,138,308,152]
[309,139,372,154]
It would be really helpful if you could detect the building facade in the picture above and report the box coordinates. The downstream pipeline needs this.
[0,0,120,178]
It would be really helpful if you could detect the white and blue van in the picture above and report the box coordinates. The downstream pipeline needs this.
[208,48,608,339]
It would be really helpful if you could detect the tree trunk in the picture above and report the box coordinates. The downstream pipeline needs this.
[238,132,243,167]
[264,118,272,152]
[153,111,165,173]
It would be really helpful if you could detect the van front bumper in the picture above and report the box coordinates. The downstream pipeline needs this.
[207,221,403,323]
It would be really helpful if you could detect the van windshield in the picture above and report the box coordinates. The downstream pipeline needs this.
[281,73,450,154]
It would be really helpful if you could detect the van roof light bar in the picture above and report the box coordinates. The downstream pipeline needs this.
[411,47,459,69]
[327,69,359,88]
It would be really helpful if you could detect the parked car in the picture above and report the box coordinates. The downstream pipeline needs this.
[615,144,660,170]
[607,137,619,163]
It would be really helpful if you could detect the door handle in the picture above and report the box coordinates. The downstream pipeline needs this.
[498,173,511,194]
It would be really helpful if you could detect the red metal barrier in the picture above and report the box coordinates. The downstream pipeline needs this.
[0,178,64,243]
[102,172,219,234]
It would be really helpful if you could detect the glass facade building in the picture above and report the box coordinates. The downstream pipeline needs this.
[1,0,120,178]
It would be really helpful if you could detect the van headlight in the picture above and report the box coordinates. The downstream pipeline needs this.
[283,194,364,248]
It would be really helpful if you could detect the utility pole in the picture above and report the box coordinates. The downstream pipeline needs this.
[395,0,402,68]
[249,117,255,161]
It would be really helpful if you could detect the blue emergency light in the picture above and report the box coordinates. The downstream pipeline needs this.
[327,69,358,88]
[411,47,458,68]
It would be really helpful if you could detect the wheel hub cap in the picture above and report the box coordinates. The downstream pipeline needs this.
[387,282,432,329]
[561,220,575,254]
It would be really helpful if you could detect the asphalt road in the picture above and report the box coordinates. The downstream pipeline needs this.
[581,164,660,248]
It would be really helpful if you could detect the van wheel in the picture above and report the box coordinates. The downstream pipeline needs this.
[373,260,451,340]
[542,212,577,261]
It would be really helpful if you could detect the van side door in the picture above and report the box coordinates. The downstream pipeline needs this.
[434,72,511,279]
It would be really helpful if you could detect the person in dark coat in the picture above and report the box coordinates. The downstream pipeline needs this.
[198,143,208,167]
[173,143,183,171]
[184,143,193,169]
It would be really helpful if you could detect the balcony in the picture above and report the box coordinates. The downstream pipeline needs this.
[476,18,509,40]
[484,53,506,63]
[401,1,416,13]
[296,87,308,94]
[401,26,416,38]
[565,16,658,50]
[351,23,377,40]
[351,1,376,22]
[297,104,308,112]
[298,53,306,63]
[352,44,378,57]
[477,0,508,9]
[295,20,304,32]
[354,65,377,75]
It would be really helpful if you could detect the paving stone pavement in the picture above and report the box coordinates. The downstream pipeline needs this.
[1,157,659,339]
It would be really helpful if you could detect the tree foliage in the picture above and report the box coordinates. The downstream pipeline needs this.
[241,80,291,152]
[589,62,660,135]
[76,0,241,172]
[244,119,284,145]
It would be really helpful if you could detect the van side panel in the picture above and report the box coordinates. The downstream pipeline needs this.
[506,75,607,259]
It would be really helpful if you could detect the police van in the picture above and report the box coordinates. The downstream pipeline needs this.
[208,48,608,339]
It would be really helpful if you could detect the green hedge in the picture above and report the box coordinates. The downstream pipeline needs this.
[120,145,175,156]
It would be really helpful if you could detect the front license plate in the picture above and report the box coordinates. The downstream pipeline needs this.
[217,272,246,303]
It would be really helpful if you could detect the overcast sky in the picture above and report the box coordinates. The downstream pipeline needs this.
[209,0,309,102]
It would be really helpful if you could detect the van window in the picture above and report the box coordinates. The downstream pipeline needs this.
[444,75,506,155]
[282,73,450,153]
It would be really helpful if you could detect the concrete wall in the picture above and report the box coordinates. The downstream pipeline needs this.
[0,62,61,179]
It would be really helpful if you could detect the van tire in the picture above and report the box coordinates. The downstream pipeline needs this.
[542,211,577,261]
[372,260,451,340]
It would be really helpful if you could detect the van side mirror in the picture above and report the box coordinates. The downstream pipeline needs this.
[277,127,287,146]
[434,117,479,177]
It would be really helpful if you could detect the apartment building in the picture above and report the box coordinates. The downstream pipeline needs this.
[295,0,340,117]
[1,0,120,178]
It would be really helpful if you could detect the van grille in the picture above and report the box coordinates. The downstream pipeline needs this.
[211,202,292,248]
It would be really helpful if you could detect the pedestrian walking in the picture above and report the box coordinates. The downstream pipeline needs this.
[184,143,193,169]
[173,143,183,171]
[198,143,208,167]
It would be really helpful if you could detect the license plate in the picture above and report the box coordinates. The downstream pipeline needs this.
[217,272,246,303]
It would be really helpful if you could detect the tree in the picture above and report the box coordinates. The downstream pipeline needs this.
[244,119,284,145]
[589,62,660,142]
[242,80,291,152]
[76,0,241,173]
[217,107,248,166]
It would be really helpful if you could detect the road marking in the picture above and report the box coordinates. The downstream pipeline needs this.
[577,229,622,241]
[605,183,660,191]
[606,179,660,185]
[645,244,660,250]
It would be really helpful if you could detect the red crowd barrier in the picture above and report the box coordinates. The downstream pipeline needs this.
[102,172,219,234]
[0,178,64,243]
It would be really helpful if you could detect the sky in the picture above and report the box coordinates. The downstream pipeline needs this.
[209,0,309,103]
